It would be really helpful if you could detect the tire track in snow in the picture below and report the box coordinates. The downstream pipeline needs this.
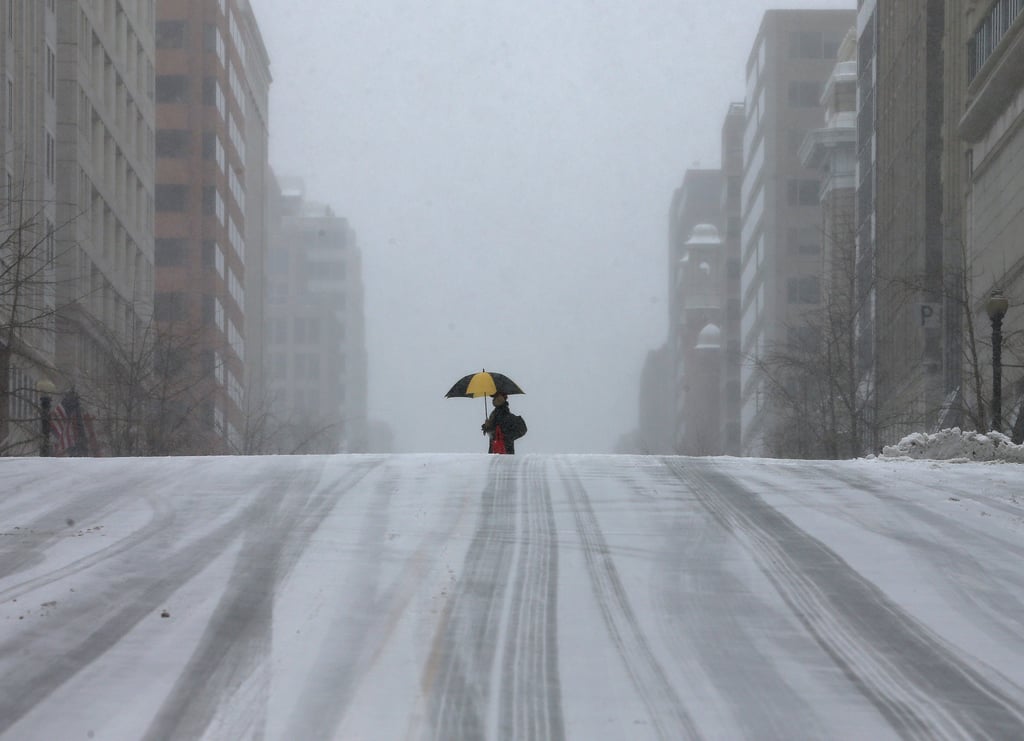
[426,456,563,741]
[0,464,320,737]
[782,465,1024,654]
[140,457,384,741]
[632,459,821,740]
[497,457,564,741]
[558,460,700,741]
[672,459,1024,741]
[0,469,166,581]
[427,457,519,740]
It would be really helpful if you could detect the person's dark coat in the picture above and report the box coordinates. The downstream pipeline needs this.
[482,403,518,454]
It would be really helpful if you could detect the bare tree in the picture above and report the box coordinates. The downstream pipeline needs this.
[0,181,81,455]
[755,216,886,459]
[77,315,227,456]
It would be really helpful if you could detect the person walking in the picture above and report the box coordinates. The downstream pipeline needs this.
[482,391,518,454]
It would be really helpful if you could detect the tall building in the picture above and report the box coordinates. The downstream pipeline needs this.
[718,102,746,455]
[0,0,61,452]
[855,0,878,438]
[237,4,272,441]
[153,0,270,453]
[958,0,1024,434]
[667,170,721,452]
[739,9,856,456]
[871,1,948,441]
[57,1,158,453]
[635,343,673,453]
[266,179,368,454]
[678,222,723,455]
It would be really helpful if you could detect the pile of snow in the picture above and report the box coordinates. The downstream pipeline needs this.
[880,428,1024,463]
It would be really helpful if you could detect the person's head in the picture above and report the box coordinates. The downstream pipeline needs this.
[491,391,507,407]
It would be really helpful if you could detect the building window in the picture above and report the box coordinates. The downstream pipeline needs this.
[45,130,55,182]
[789,31,823,58]
[155,238,187,266]
[155,75,188,103]
[787,179,820,206]
[155,184,188,211]
[156,20,186,49]
[154,292,187,321]
[787,276,820,304]
[156,129,190,157]
[787,81,821,108]
[202,240,217,267]
[202,294,216,326]
[46,46,55,99]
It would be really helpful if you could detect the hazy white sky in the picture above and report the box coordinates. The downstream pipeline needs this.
[248,0,854,453]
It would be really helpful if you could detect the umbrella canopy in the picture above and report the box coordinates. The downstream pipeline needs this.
[445,370,525,399]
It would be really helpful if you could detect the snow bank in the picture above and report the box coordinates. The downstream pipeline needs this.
[880,428,1024,463]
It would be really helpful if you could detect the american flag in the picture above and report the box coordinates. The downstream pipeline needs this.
[49,402,77,456]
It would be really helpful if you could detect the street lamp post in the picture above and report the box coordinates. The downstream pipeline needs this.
[986,290,1009,432]
[36,379,57,457]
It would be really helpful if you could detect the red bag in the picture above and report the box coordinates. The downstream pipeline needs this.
[490,426,507,454]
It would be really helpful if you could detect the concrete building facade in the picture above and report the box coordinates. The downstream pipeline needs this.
[0,0,61,451]
[667,169,721,453]
[154,0,270,453]
[739,9,856,456]
[958,0,1024,436]
[677,223,723,455]
[265,179,368,454]
[871,0,949,441]
[718,102,745,455]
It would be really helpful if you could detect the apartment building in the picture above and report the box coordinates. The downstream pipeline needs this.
[0,0,61,452]
[958,0,1024,435]
[266,179,368,454]
[677,222,723,455]
[739,9,855,456]
[870,1,948,441]
[667,169,721,453]
[58,1,157,455]
[855,0,878,435]
[154,0,270,453]
[718,102,745,455]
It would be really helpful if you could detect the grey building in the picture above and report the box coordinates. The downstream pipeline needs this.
[266,178,368,454]
[870,0,949,444]
[958,0,1024,435]
[667,170,721,453]
[719,102,745,455]
[0,0,60,452]
[739,9,856,456]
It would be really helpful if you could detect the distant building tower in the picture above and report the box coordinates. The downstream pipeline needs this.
[265,178,368,454]
[668,171,722,452]
[719,102,746,455]
[678,224,722,455]
[739,8,856,456]
[153,0,272,453]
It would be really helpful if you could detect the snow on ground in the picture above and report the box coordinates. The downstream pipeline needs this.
[879,427,1024,463]
[0,436,1022,739]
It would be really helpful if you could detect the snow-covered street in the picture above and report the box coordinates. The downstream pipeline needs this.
[1,453,1023,740]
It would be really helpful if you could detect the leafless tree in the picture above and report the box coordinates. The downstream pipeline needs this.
[755,216,886,459]
[0,181,80,455]
[75,314,226,456]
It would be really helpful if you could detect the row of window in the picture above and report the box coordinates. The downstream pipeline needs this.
[787,31,842,60]
[968,0,1024,82]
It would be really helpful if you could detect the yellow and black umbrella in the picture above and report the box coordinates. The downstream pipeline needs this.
[445,369,525,417]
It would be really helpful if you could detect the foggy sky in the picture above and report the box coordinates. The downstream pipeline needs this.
[248,0,855,453]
